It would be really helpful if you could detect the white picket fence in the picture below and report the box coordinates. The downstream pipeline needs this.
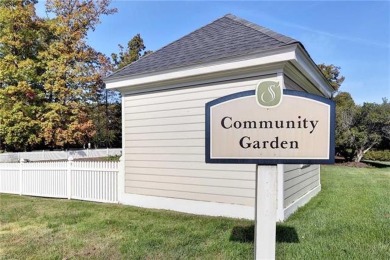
[0,159,119,203]
[0,148,122,163]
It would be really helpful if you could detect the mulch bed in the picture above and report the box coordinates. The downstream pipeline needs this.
[336,161,371,168]
[334,155,371,168]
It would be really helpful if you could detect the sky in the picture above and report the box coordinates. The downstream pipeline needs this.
[36,1,390,105]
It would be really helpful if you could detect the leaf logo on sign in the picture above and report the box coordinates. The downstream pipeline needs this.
[256,80,282,108]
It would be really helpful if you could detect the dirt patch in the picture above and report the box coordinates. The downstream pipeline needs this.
[336,161,371,168]
[334,155,372,168]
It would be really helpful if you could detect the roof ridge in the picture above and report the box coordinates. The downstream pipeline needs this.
[224,14,298,45]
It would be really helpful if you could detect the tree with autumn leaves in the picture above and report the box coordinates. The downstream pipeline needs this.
[0,0,116,151]
[0,0,43,151]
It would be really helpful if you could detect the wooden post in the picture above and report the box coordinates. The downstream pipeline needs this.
[255,165,277,260]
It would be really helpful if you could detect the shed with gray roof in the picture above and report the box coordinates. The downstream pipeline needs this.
[105,14,334,220]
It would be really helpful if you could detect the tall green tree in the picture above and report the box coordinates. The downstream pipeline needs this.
[334,93,390,162]
[0,0,44,151]
[91,97,121,148]
[351,100,390,161]
[334,92,357,161]
[89,33,153,148]
[111,33,152,69]
[380,98,390,135]
[318,63,345,91]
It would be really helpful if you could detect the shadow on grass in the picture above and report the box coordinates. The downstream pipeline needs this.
[361,160,390,168]
[229,224,299,243]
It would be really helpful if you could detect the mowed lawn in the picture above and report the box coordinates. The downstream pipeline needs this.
[0,166,389,259]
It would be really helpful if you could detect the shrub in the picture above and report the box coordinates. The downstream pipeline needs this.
[363,150,390,161]
[105,155,121,161]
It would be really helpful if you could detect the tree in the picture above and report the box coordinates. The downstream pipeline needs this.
[351,101,389,162]
[0,0,44,151]
[380,98,390,146]
[90,88,121,148]
[318,63,345,91]
[89,46,121,148]
[111,33,151,69]
[334,93,390,162]
[320,64,389,162]
[0,0,117,151]
[334,92,357,161]
[38,0,116,149]
[88,33,153,148]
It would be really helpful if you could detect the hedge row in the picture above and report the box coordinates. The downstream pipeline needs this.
[363,150,390,162]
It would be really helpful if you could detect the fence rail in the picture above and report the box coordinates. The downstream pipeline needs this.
[0,160,119,203]
[0,148,122,163]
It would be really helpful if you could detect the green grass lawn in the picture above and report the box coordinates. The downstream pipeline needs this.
[277,166,390,259]
[0,166,389,259]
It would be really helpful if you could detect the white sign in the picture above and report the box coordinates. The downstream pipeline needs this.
[206,86,335,164]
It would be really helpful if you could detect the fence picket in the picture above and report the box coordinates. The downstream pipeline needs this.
[0,148,122,163]
[0,160,119,203]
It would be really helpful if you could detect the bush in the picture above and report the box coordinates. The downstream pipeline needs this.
[363,150,390,161]
[104,155,121,161]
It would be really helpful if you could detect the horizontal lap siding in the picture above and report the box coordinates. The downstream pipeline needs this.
[284,76,305,92]
[283,164,320,208]
[123,79,264,206]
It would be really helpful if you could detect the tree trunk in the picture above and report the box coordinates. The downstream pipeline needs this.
[354,144,375,162]
[354,149,364,162]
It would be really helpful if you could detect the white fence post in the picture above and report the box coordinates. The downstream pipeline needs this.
[19,159,24,195]
[67,156,74,199]
[118,156,124,203]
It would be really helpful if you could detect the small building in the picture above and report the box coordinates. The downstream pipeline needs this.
[105,14,334,220]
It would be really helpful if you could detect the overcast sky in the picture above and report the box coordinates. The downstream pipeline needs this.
[36,1,390,104]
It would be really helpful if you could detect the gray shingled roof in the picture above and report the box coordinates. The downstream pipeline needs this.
[105,14,300,82]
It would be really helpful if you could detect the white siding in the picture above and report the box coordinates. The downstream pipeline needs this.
[284,75,305,91]
[123,75,322,217]
[123,77,271,206]
[283,164,320,208]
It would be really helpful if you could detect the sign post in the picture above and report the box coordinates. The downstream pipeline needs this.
[205,79,335,259]
[255,165,277,259]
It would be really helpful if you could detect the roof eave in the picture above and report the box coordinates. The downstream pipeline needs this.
[105,44,298,92]
[105,43,335,99]
[291,44,336,98]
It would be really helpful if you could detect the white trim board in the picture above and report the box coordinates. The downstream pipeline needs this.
[120,193,255,220]
[283,184,321,220]
[105,46,296,89]
[120,186,320,221]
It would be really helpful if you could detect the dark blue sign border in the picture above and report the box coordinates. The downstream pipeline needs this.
[205,89,335,164]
